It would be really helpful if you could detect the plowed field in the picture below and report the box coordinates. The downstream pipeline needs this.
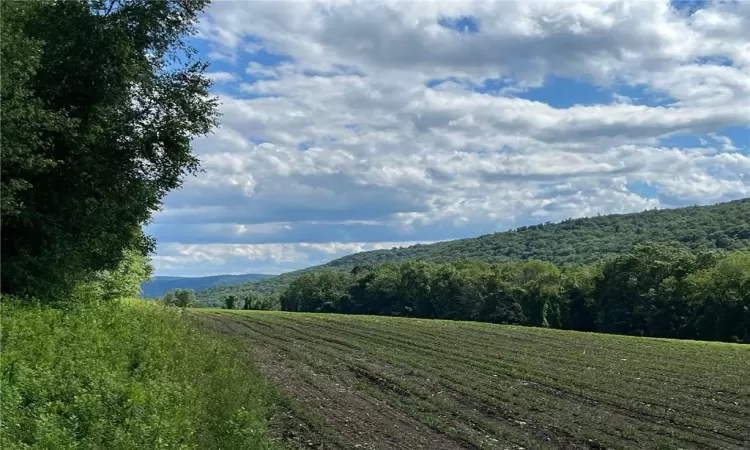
[195,311,750,450]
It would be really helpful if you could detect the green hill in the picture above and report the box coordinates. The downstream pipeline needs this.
[141,273,273,298]
[196,198,750,305]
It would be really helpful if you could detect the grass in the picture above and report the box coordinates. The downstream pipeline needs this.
[198,310,750,450]
[0,299,281,450]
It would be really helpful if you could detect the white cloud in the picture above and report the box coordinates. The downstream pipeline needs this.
[150,0,750,276]
[151,241,436,275]
[246,62,281,79]
[206,71,239,83]
[708,133,738,151]
[198,0,750,83]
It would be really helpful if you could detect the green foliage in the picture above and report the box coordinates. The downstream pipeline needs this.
[594,243,706,337]
[240,292,278,311]
[162,288,197,308]
[280,271,351,313]
[73,248,154,302]
[98,249,154,300]
[0,2,68,224]
[685,251,750,343]
[251,294,280,311]
[224,295,238,310]
[278,246,750,343]
[0,299,279,449]
[197,283,281,309]
[200,198,750,304]
[562,265,598,332]
[1,0,217,299]
[242,292,255,310]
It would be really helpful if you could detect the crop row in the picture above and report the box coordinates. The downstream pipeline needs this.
[204,311,750,450]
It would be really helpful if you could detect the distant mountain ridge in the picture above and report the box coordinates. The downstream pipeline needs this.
[141,273,274,298]
[195,198,750,305]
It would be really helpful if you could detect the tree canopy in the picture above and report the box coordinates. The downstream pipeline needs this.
[280,245,750,343]
[198,198,750,304]
[1,0,216,299]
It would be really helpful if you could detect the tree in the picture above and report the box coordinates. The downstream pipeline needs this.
[686,251,750,342]
[504,261,562,327]
[594,243,698,337]
[242,292,255,310]
[163,288,196,308]
[348,265,400,315]
[1,0,217,299]
[396,261,433,317]
[96,246,154,300]
[562,266,597,331]
[280,272,351,312]
[477,271,525,325]
[430,265,464,319]
[224,295,237,310]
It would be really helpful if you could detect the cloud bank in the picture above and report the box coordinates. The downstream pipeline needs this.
[149,0,750,276]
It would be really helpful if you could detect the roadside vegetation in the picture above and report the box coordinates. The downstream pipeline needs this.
[1,299,280,450]
[199,310,750,450]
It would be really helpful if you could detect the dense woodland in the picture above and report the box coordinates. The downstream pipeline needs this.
[1,0,216,301]
[276,244,750,343]
[198,198,750,305]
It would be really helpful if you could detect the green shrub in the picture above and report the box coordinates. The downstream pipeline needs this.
[0,298,279,449]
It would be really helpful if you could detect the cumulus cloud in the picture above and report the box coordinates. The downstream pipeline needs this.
[206,71,239,83]
[148,0,750,276]
[151,241,436,276]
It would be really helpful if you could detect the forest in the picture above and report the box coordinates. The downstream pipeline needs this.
[198,198,750,305]
[276,243,750,343]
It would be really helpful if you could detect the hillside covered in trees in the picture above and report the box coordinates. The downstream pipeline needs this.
[141,273,272,298]
[197,198,750,304]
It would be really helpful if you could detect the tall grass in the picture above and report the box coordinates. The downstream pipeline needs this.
[0,298,280,449]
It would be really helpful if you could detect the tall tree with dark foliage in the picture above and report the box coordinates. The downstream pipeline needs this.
[1,0,217,298]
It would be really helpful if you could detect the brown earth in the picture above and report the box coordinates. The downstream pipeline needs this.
[193,311,750,450]
[197,312,469,450]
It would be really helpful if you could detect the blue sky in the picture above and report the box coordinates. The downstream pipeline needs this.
[148,0,750,276]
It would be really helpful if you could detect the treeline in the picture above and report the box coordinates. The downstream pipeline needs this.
[1,0,216,301]
[280,243,750,343]
[200,198,750,304]
[197,285,282,308]
[164,288,279,310]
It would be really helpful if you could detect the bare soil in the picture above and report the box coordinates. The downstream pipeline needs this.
[196,312,468,450]
[194,311,750,450]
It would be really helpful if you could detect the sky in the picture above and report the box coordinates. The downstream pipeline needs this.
[147,0,750,277]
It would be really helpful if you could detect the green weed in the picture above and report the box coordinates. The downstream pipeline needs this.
[0,299,280,450]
